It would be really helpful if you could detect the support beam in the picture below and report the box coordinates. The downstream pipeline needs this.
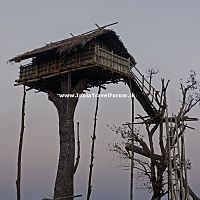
[87,86,101,200]
[130,80,134,200]
[16,85,26,200]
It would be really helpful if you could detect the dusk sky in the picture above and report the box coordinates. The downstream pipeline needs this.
[1,0,200,199]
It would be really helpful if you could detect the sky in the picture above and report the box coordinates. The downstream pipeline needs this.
[1,0,200,199]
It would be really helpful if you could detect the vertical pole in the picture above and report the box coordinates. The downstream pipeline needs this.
[181,118,189,199]
[170,117,176,198]
[149,72,152,94]
[165,113,173,200]
[73,122,80,174]
[111,50,113,69]
[151,88,154,103]
[67,72,71,94]
[67,72,72,120]
[128,57,131,72]
[142,75,144,90]
[175,116,184,199]
[97,45,100,64]
[130,80,134,200]
[16,84,26,200]
[86,86,101,200]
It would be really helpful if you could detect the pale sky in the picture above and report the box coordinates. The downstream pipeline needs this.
[1,0,200,199]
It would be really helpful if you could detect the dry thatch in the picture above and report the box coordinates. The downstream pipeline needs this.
[9,28,136,64]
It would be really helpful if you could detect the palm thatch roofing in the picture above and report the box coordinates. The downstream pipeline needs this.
[9,28,136,64]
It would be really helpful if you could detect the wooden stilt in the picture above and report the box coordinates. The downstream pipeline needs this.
[130,80,134,200]
[86,86,101,200]
[16,84,27,200]
[73,122,80,174]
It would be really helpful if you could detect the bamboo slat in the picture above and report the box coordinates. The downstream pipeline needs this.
[18,45,131,82]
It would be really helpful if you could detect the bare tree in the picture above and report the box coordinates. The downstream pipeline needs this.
[109,70,200,200]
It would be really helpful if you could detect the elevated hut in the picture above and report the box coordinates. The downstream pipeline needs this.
[10,27,138,199]
[10,28,136,91]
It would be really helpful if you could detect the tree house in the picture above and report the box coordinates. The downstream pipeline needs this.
[10,27,200,200]
[10,27,160,199]
[10,28,159,117]
[11,28,136,92]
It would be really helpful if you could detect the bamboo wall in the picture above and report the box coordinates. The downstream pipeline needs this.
[17,45,131,83]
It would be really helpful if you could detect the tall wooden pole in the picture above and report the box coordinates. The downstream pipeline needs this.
[73,122,80,174]
[86,86,101,200]
[16,85,26,200]
[130,81,134,200]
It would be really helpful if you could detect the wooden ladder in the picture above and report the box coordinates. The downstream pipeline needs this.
[127,66,161,117]
[166,115,189,200]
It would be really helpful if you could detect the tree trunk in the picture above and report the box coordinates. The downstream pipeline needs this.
[48,76,88,199]
[151,194,162,200]
[151,170,164,200]
[55,100,77,198]
[151,185,163,200]
[151,184,163,200]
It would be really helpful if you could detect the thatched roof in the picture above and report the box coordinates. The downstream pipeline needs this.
[9,28,136,64]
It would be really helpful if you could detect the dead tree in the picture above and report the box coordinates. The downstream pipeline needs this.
[109,70,200,200]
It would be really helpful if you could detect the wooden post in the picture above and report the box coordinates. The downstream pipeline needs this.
[16,84,27,200]
[165,113,172,200]
[151,88,154,103]
[111,50,113,69]
[181,119,189,199]
[142,75,144,90]
[130,80,134,200]
[73,122,80,174]
[36,65,38,78]
[97,45,100,64]
[86,86,101,200]
[175,117,184,198]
